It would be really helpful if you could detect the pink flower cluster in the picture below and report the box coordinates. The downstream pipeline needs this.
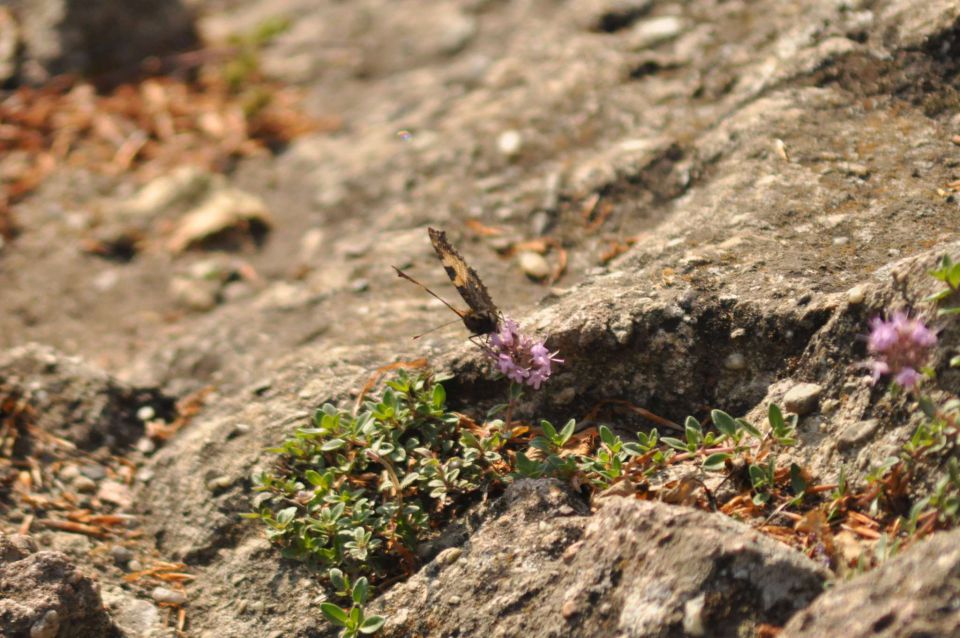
[484,318,562,390]
[867,312,937,388]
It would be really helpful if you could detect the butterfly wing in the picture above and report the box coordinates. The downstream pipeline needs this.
[428,228,499,334]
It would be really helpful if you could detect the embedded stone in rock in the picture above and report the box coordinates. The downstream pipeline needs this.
[372,480,828,638]
[7,0,198,83]
[0,534,118,637]
[838,419,880,451]
[783,383,823,416]
[781,528,960,638]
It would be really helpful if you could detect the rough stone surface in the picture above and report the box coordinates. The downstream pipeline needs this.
[0,343,175,451]
[0,534,118,638]
[782,528,960,638]
[783,383,823,416]
[5,0,198,83]
[371,481,827,638]
[0,0,959,635]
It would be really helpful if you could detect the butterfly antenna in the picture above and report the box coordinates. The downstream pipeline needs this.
[393,266,466,317]
[412,317,462,340]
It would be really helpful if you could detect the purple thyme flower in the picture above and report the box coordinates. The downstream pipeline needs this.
[867,312,937,389]
[484,318,562,390]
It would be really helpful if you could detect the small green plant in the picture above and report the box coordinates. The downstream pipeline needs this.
[321,572,385,638]
[927,254,960,316]
[245,371,511,579]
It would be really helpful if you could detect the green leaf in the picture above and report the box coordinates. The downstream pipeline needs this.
[937,306,960,316]
[559,419,576,443]
[661,437,687,451]
[768,404,785,434]
[599,425,617,447]
[352,577,370,605]
[350,605,362,627]
[321,438,347,452]
[432,383,446,408]
[328,568,346,592]
[540,420,559,441]
[950,262,960,288]
[702,452,731,471]
[918,396,938,419]
[305,469,325,487]
[926,289,953,303]
[736,418,762,438]
[711,410,737,438]
[748,464,767,487]
[276,506,297,525]
[359,615,386,634]
[790,463,807,495]
[321,603,349,626]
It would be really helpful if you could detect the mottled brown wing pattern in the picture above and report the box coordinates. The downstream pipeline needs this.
[427,227,500,335]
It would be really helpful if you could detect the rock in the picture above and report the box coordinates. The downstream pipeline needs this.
[9,0,198,84]
[0,8,19,83]
[151,586,188,606]
[838,419,880,451]
[517,251,551,280]
[101,591,160,636]
[371,480,827,637]
[120,167,216,221]
[0,534,37,563]
[783,383,823,416]
[0,535,118,637]
[847,285,866,304]
[724,352,747,370]
[628,16,684,49]
[97,480,133,508]
[497,130,523,158]
[170,276,220,312]
[109,546,134,566]
[167,188,272,253]
[0,344,174,451]
[72,475,97,494]
[781,528,960,637]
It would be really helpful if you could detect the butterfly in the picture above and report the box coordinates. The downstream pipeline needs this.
[394,227,501,336]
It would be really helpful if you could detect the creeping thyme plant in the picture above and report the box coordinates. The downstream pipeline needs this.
[250,257,960,634]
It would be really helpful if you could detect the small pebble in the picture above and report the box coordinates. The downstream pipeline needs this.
[517,251,551,279]
[561,598,579,620]
[783,383,823,416]
[80,464,106,481]
[30,609,60,638]
[136,437,156,454]
[58,465,80,482]
[846,285,865,304]
[682,594,706,637]
[497,130,523,157]
[73,476,97,494]
[206,475,234,491]
[151,587,188,606]
[838,419,879,450]
[724,353,746,370]
[435,547,462,566]
[98,480,133,508]
[820,398,839,415]
[833,236,849,246]
[128,559,143,572]
[111,546,135,566]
